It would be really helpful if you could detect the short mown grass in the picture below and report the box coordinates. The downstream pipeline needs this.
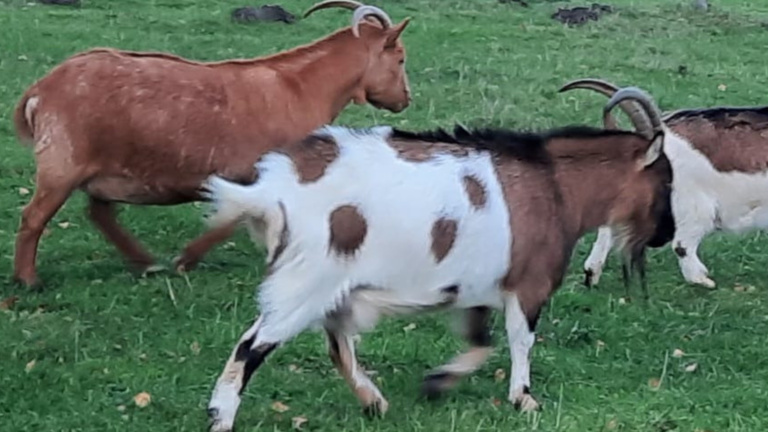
[1,0,768,430]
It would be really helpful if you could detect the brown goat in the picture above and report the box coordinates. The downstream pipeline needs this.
[11,1,412,287]
[200,92,674,429]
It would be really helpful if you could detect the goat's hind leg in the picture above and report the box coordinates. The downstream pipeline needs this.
[325,328,389,416]
[207,316,278,432]
[87,197,161,275]
[173,222,237,273]
[14,175,79,288]
[421,306,494,399]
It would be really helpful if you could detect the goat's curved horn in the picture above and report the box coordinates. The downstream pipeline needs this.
[351,5,393,37]
[560,78,653,134]
[603,87,663,139]
[303,0,364,18]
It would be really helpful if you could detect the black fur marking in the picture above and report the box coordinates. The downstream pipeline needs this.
[674,245,687,258]
[235,337,277,395]
[421,371,454,400]
[664,106,768,124]
[441,284,460,295]
[467,306,493,347]
[526,307,542,332]
[390,125,640,164]
[647,136,676,249]
[522,385,531,395]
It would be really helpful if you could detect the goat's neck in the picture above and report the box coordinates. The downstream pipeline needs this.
[268,31,369,122]
[556,170,623,241]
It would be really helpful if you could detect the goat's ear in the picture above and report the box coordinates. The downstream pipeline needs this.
[642,131,665,167]
[384,18,411,48]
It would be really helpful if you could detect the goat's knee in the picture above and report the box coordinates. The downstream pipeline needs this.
[583,226,614,287]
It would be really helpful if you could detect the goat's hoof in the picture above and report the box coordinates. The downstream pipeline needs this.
[583,267,601,287]
[362,398,389,418]
[696,277,716,289]
[510,388,540,412]
[420,371,455,400]
[172,255,200,274]
[207,407,234,432]
[12,274,43,291]
[140,264,167,277]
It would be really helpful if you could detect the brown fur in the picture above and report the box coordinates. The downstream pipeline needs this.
[430,218,458,263]
[386,126,671,329]
[500,133,672,327]
[462,175,487,209]
[11,14,412,286]
[665,112,768,173]
[388,138,471,162]
[329,205,368,256]
[276,134,340,183]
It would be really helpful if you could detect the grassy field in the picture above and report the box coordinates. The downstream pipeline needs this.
[2,0,768,430]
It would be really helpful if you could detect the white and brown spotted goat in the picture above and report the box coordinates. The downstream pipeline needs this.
[199,98,674,431]
[11,0,411,287]
[562,79,768,288]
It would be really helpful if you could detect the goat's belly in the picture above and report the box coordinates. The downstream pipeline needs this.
[707,175,768,231]
[82,176,201,205]
[718,202,768,232]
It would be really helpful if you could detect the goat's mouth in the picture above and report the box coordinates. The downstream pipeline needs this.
[368,97,409,113]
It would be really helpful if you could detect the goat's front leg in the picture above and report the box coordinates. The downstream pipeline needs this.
[583,226,614,287]
[207,316,278,432]
[504,291,543,412]
[421,306,493,399]
[671,195,716,288]
[325,329,388,416]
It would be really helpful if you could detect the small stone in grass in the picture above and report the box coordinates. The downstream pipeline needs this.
[685,362,698,373]
[271,401,290,413]
[133,392,151,408]
[292,416,308,429]
[672,348,685,358]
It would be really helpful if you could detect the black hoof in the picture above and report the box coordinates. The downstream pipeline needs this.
[583,269,594,287]
[362,401,385,419]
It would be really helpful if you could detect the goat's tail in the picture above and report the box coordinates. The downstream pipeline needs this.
[13,89,39,145]
[199,175,275,229]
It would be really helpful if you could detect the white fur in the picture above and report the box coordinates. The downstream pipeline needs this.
[505,294,538,411]
[584,126,768,288]
[205,125,516,427]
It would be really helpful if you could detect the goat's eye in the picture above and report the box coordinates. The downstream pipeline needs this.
[398,59,405,65]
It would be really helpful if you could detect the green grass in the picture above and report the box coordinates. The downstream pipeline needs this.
[2,0,768,430]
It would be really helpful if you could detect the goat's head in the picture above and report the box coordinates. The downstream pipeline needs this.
[599,87,676,273]
[305,1,412,113]
[560,78,676,251]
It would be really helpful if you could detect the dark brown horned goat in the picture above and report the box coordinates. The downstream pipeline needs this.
[561,78,768,289]
[200,94,674,430]
[11,0,412,287]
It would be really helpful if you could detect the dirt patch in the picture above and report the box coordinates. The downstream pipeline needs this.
[552,3,613,26]
[231,5,296,24]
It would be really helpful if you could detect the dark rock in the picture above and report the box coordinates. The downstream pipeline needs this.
[231,5,296,24]
[38,0,81,6]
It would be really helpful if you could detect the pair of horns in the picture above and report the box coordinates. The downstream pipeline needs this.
[304,1,393,37]
[559,78,664,140]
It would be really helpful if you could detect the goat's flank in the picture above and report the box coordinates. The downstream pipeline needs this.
[561,78,768,289]
[11,0,412,288]
[200,98,672,431]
